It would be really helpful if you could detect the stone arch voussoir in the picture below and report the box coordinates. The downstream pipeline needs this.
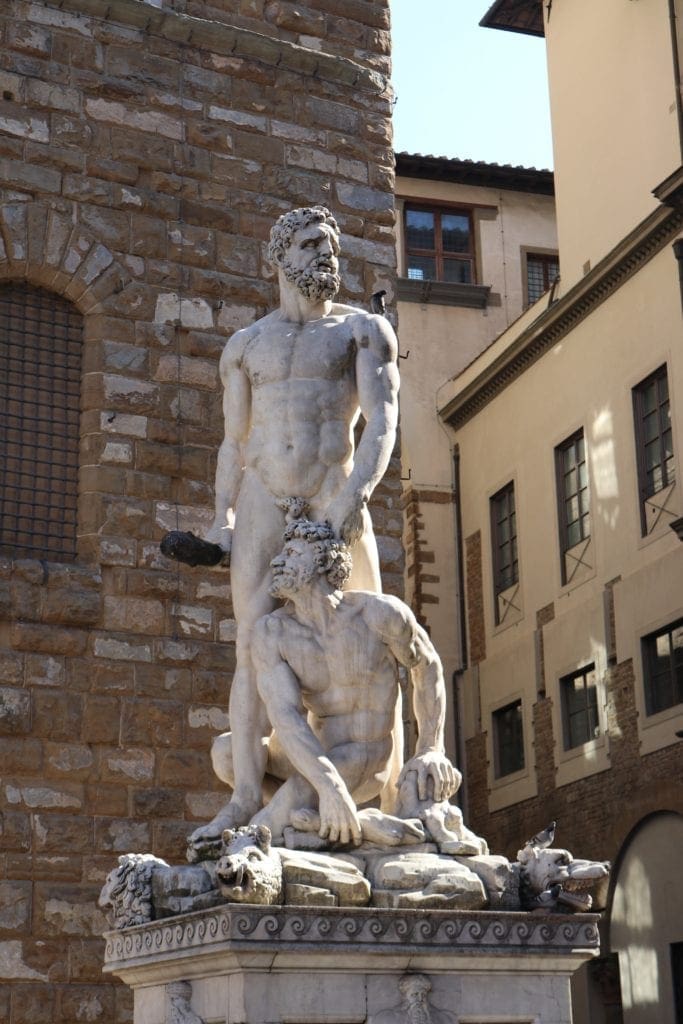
[0,200,131,314]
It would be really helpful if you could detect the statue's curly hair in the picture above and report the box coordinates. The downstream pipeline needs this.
[267,206,339,267]
[282,517,352,589]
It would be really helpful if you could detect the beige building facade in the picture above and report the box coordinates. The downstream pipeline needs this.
[395,152,557,758]
[435,1,683,1021]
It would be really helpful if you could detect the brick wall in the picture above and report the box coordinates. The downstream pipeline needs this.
[467,656,683,864]
[465,529,485,665]
[0,2,398,1020]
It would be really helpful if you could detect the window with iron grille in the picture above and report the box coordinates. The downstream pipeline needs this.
[641,619,683,716]
[0,283,83,561]
[490,482,518,608]
[633,365,674,521]
[493,699,525,778]
[556,429,590,573]
[560,664,599,749]
[526,252,559,305]
[404,204,474,284]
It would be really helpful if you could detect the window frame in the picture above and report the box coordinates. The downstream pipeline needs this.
[403,202,476,285]
[632,364,675,533]
[0,282,83,563]
[490,481,518,618]
[555,428,590,582]
[641,618,683,717]
[492,698,525,778]
[524,249,559,306]
[560,663,599,750]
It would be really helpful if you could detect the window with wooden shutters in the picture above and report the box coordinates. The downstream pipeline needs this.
[0,283,83,561]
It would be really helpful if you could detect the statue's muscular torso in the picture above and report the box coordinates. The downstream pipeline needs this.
[259,593,414,759]
[221,304,385,507]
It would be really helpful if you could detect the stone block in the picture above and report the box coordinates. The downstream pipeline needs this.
[34,883,107,938]
[97,537,138,566]
[0,651,24,687]
[154,353,217,389]
[93,637,152,664]
[84,783,128,818]
[41,585,101,627]
[0,687,31,735]
[135,664,192,700]
[172,603,213,638]
[158,748,207,788]
[59,983,115,1022]
[132,787,180,819]
[4,782,83,813]
[0,107,49,143]
[101,748,155,784]
[82,695,121,744]
[0,737,42,773]
[44,743,94,779]
[0,880,32,932]
[95,817,151,853]
[85,98,183,140]
[103,596,165,635]
[121,699,184,747]
[32,690,82,742]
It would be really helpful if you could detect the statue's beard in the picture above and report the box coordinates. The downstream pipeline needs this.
[269,564,317,599]
[283,261,340,302]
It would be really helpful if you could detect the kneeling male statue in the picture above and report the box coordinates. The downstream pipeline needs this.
[206,514,474,850]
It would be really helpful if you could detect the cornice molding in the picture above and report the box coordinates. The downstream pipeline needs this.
[398,277,491,309]
[53,0,387,94]
[104,904,600,972]
[440,204,683,430]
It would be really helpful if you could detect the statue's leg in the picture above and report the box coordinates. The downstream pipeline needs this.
[251,773,317,843]
[210,732,291,802]
[347,506,381,592]
[188,477,285,844]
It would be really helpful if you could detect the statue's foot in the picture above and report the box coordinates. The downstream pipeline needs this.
[289,807,320,833]
[357,808,425,847]
[186,800,260,862]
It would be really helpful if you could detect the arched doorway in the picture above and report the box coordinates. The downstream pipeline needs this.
[609,811,683,1024]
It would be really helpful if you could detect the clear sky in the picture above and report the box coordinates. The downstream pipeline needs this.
[391,0,554,170]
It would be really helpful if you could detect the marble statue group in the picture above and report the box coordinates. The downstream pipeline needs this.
[101,206,609,926]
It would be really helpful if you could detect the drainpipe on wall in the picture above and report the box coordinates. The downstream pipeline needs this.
[669,0,683,161]
[452,444,469,817]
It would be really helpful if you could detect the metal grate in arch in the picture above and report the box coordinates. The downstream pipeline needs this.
[0,282,83,561]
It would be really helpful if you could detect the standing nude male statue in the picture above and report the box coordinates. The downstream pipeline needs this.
[187,207,400,849]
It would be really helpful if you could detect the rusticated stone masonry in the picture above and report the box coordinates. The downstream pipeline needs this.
[0,2,398,1021]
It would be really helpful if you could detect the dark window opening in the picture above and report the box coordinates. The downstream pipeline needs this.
[641,618,683,716]
[404,205,474,284]
[493,699,525,778]
[633,364,675,516]
[526,252,559,304]
[490,481,518,622]
[560,664,599,749]
[556,429,590,578]
[0,283,83,561]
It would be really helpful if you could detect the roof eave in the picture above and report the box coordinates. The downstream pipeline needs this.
[480,0,545,38]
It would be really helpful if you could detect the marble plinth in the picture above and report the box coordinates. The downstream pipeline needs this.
[103,904,600,1023]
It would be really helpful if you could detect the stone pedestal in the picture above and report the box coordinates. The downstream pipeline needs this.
[103,904,600,1023]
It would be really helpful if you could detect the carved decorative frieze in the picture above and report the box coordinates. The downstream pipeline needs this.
[104,904,600,970]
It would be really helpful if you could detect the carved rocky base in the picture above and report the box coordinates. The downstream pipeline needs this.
[103,903,600,1023]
